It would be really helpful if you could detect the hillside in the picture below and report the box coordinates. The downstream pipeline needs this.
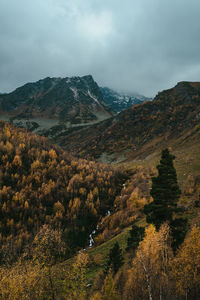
[1,145,200,299]
[1,82,200,299]
[0,75,113,139]
[57,81,200,165]
[0,121,127,263]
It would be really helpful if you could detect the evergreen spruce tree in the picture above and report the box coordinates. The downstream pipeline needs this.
[144,148,181,230]
[171,217,188,251]
[106,242,123,274]
[126,225,145,251]
[144,148,187,250]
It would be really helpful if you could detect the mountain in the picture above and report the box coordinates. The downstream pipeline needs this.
[57,81,200,164]
[100,86,149,113]
[0,75,113,138]
[1,82,200,299]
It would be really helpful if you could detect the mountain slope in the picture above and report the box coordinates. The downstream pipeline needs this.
[1,83,200,299]
[56,81,200,163]
[0,75,113,138]
[100,86,149,113]
[0,121,126,262]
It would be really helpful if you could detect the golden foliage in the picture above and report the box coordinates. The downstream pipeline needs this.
[171,226,200,296]
[0,121,125,258]
[124,223,173,300]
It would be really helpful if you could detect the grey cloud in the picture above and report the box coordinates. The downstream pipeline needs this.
[1,0,200,97]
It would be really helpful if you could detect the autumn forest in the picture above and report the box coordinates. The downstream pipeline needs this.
[0,79,200,299]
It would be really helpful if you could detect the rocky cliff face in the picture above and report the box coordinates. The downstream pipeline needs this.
[0,75,113,137]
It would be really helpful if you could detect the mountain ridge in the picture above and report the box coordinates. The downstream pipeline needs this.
[56,81,200,163]
[0,75,114,137]
[100,86,149,113]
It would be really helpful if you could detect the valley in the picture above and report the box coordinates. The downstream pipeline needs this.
[0,78,200,299]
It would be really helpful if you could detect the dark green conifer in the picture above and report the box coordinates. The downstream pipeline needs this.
[106,242,123,274]
[171,217,188,251]
[126,225,145,251]
[144,148,187,250]
[144,148,181,229]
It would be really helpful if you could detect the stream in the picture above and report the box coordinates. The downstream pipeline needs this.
[88,183,126,248]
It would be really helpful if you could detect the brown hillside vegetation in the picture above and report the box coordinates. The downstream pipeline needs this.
[57,81,200,164]
[0,121,126,262]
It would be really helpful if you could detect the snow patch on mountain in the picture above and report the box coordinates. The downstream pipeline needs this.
[88,90,100,105]
[100,87,151,113]
[70,87,79,100]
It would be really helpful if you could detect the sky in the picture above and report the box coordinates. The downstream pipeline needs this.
[1,0,200,97]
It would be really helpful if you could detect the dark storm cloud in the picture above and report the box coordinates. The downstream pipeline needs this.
[1,0,200,96]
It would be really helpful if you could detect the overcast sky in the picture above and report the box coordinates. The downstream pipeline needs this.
[1,0,200,97]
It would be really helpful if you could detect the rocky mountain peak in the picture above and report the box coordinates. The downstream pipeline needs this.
[100,87,150,113]
[0,75,113,138]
